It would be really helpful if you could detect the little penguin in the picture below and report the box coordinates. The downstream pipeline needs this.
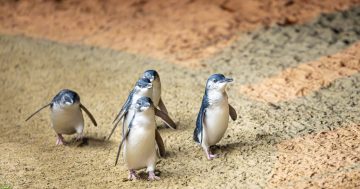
[193,74,237,160]
[26,89,97,145]
[115,96,165,181]
[142,69,176,129]
[108,78,176,141]
[142,70,167,114]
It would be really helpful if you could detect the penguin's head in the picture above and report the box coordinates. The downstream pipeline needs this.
[134,78,153,94]
[53,89,80,107]
[142,69,159,82]
[206,74,233,92]
[135,96,153,112]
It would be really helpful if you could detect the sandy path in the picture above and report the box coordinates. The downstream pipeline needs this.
[0,4,360,189]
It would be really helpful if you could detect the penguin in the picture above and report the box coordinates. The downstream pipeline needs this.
[142,70,168,114]
[142,69,177,129]
[193,74,237,160]
[115,97,165,180]
[25,89,97,145]
[108,78,176,141]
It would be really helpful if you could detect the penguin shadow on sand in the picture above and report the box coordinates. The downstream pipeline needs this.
[121,170,163,182]
[210,129,279,159]
[204,138,247,160]
[155,118,184,159]
[208,140,247,158]
[66,135,111,148]
[155,120,180,131]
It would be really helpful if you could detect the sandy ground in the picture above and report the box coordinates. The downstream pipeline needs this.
[1,0,360,67]
[1,1,360,189]
[269,124,360,188]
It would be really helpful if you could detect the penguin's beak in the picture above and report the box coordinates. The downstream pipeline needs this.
[144,102,151,108]
[135,104,141,110]
[64,96,73,104]
[225,78,233,82]
[146,83,153,89]
[139,102,151,111]
[221,78,233,83]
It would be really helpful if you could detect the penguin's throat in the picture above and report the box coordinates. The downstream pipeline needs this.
[54,102,79,110]
[207,91,228,104]
[135,89,152,99]
[132,110,155,127]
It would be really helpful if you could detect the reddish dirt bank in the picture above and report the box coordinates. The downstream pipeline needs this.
[240,42,360,103]
[0,0,360,66]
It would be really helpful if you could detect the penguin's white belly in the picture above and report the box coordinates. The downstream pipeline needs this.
[124,126,157,170]
[204,104,229,145]
[51,107,84,135]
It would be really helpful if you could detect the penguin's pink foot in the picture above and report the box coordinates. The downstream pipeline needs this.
[205,148,218,160]
[148,171,160,181]
[56,134,65,145]
[128,170,138,180]
[207,153,218,160]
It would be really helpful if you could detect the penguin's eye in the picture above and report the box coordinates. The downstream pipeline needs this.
[213,79,218,82]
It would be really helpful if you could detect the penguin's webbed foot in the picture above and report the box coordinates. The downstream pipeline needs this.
[148,171,160,181]
[205,147,218,160]
[56,134,65,145]
[128,170,138,180]
[207,153,218,160]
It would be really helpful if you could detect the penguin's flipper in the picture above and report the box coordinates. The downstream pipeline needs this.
[115,113,135,166]
[154,108,176,129]
[121,112,128,139]
[115,128,130,166]
[108,112,128,140]
[194,95,209,144]
[109,91,133,140]
[112,90,133,124]
[112,109,125,124]
[107,116,123,140]
[80,104,97,126]
[229,104,237,121]
[194,108,206,144]
[25,103,52,121]
[200,110,206,144]
[155,129,166,157]
[108,108,128,140]
[158,98,169,114]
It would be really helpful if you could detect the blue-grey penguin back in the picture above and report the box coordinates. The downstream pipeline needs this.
[193,92,209,143]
